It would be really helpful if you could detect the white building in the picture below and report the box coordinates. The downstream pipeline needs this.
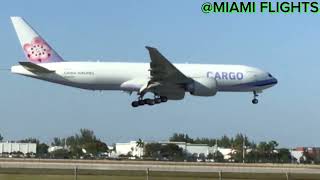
[216,148,235,160]
[0,142,37,154]
[162,141,236,161]
[186,144,211,156]
[290,150,304,163]
[48,146,64,153]
[115,140,237,161]
[115,141,143,157]
[162,141,212,156]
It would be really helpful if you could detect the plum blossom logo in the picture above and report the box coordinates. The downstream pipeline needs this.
[23,37,51,63]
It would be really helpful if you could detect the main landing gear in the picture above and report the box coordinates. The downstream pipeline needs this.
[131,96,168,108]
[252,91,259,104]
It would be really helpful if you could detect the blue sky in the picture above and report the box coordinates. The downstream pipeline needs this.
[0,0,319,147]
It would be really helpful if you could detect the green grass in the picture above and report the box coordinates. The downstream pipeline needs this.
[0,168,320,180]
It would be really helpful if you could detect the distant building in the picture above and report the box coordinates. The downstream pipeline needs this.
[216,148,235,160]
[296,147,305,151]
[291,147,320,163]
[290,149,304,163]
[115,140,236,161]
[48,146,64,153]
[115,141,143,157]
[160,141,212,156]
[161,141,235,160]
[0,142,36,154]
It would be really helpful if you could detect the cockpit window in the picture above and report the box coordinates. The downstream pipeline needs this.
[268,73,273,78]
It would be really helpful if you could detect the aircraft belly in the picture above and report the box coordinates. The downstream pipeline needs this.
[217,81,274,92]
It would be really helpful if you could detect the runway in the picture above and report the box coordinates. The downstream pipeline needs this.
[0,159,319,174]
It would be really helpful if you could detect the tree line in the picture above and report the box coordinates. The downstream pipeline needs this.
[0,131,319,164]
[166,133,318,163]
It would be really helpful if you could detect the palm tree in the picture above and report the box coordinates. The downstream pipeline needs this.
[136,139,144,158]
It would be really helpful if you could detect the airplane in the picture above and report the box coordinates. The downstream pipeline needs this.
[10,17,277,107]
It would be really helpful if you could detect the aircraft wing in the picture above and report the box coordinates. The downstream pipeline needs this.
[143,47,192,99]
[19,62,55,73]
[146,46,191,84]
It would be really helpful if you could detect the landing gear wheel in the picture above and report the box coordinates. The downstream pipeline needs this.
[146,99,155,106]
[143,99,149,104]
[131,101,139,107]
[252,99,258,104]
[155,98,162,104]
[142,98,155,105]
[138,100,145,106]
[160,96,168,102]
[131,94,167,107]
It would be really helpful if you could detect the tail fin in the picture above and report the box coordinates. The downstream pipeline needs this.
[11,17,64,63]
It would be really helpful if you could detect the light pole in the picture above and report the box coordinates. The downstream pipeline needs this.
[242,137,245,163]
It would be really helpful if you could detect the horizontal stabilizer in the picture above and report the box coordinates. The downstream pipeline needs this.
[19,62,55,73]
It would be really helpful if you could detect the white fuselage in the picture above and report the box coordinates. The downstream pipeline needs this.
[11,62,277,93]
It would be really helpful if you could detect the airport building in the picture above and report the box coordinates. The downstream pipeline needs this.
[160,141,213,156]
[290,147,320,163]
[115,141,144,157]
[217,147,235,160]
[0,142,37,154]
[160,141,234,160]
[48,146,65,153]
[115,140,234,161]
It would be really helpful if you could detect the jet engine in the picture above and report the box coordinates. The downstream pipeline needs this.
[187,77,218,96]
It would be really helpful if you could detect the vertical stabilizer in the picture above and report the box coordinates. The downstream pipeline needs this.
[11,17,64,63]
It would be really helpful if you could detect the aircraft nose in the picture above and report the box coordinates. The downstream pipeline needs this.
[272,77,278,85]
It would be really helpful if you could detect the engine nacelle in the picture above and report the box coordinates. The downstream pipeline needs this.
[188,77,218,96]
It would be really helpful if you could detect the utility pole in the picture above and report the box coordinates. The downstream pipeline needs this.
[218,170,222,180]
[215,139,218,161]
[74,166,78,180]
[146,168,149,180]
[242,137,245,163]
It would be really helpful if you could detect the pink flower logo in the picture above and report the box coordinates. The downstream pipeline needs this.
[23,37,51,63]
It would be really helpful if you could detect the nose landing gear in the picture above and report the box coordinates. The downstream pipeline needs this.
[252,91,259,104]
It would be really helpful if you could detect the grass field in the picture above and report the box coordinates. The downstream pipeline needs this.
[0,168,320,180]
